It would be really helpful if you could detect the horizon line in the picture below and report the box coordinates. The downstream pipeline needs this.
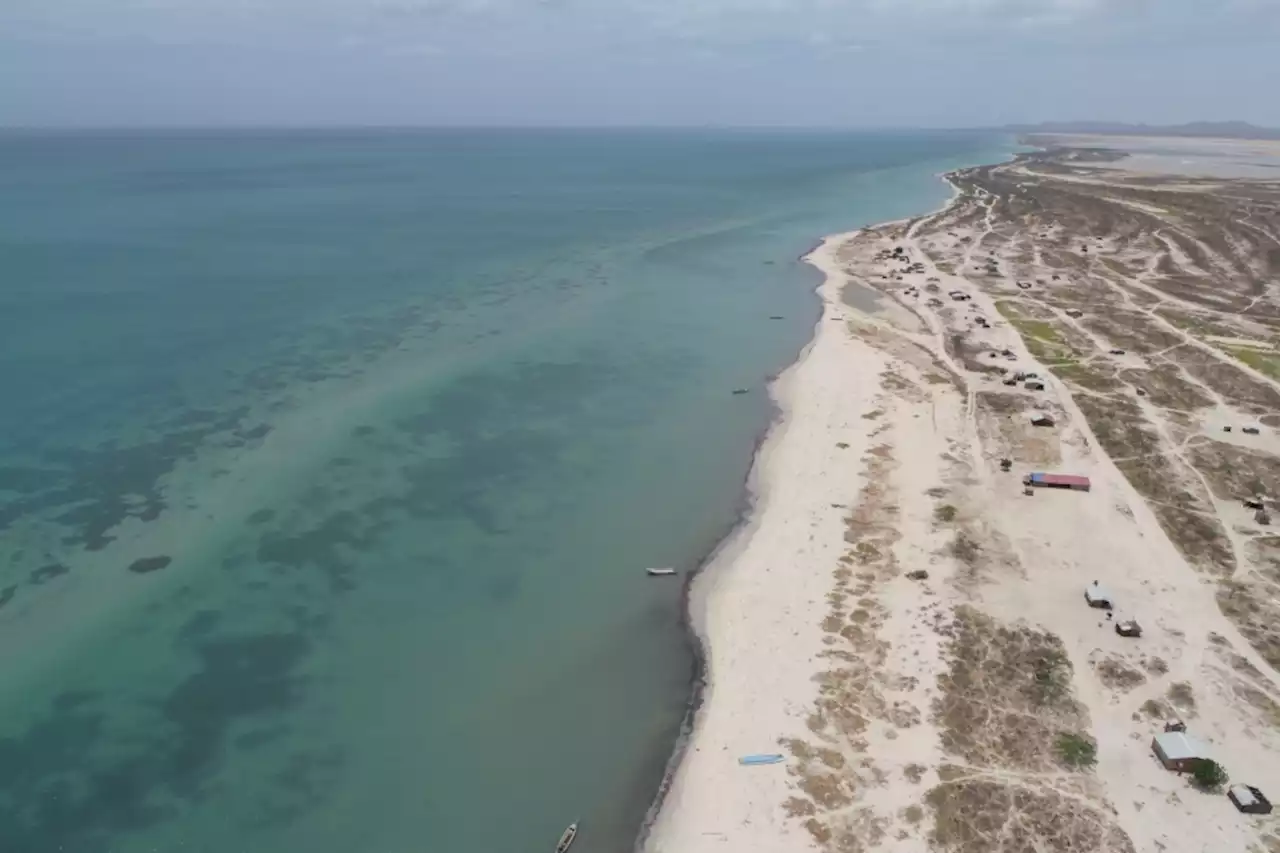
[0,122,999,133]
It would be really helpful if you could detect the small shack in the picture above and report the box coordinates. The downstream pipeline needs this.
[1151,731,1208,773]
[1243,426,1262,435]
[1024,472,1092,492]
[1025,380,1046,391]
[1257,509,1272,526]
[1085,582,1113,610]
[1229,785,1273,815]
[1115,619,1142,637]
[1028,412,1056,428]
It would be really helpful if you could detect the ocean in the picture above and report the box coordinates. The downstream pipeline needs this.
[0,128,1008,853]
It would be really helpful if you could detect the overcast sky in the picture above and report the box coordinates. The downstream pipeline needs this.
[3,0,1278,127]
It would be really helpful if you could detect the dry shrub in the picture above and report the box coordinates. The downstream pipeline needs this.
[927,776,1134,853]
[934,607,1083,770]
[1188,442,1280,502]
[1142,657,1169,676]
[1092,655,1147,691]
[1138,699,1171,719]
[1217,580,1280,670]
[1167,682,1197,712]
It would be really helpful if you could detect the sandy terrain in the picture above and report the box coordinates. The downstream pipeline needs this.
[1034,134,1280,180]
[644,232,893,852]
[647,139,1280,853]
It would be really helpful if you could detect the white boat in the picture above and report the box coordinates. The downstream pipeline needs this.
[555,822,578,853]
[646,567,677,577]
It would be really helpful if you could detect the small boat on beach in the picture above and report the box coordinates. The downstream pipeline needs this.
[646,567,677,577]
[555,822,579,853]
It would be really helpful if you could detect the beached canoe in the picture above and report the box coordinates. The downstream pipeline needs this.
[555,822,578,853]
[646,567,677,577]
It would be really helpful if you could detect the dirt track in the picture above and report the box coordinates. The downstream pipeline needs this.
[779,141,1280,853]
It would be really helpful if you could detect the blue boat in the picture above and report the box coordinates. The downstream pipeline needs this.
[738,753,785,766]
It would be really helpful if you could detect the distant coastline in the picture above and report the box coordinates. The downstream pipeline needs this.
[999,119,1280,140]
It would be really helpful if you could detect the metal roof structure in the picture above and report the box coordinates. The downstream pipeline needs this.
[1230,785,1260,807]
[1028,472,1092,489]
[1085,582,1113,605]
[1153,731,1208,762]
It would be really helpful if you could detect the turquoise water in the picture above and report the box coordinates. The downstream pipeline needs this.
[0,129,1008,853]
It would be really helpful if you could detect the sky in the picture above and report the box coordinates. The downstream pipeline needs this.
[2,0,1279,127]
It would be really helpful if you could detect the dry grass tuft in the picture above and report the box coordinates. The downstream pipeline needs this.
[934,607,1083,770]
[1167,682,1197,713]
[1092,654,1147,692]
[786,404,906,851]
[925,600,1133,853]
[1138,698,1171,719]
[927,773,1134,853]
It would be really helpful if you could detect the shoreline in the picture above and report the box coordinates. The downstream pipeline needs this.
[636,160,998,851]
[631,240,840,852]
[637,225,890,851]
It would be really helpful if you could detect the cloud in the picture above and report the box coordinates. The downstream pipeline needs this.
[3,0,1276,51]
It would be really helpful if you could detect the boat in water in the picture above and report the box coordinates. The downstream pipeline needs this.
[555,822,579,853]
[645,567,677,577]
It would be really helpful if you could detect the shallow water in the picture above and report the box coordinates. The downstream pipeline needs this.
[0,129,1009,853]
[842,279,889,313]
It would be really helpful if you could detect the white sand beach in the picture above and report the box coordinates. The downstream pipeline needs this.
[646,140,1280,853]
[645,235,892,851]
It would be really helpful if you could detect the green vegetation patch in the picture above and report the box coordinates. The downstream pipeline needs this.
[995,302,1091,365]
[1191,759,1228,792]
[1055,732,1098,768]
[1224,345,1280,382]
[1158,307,1265,342]
[1053,362,1122,393]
